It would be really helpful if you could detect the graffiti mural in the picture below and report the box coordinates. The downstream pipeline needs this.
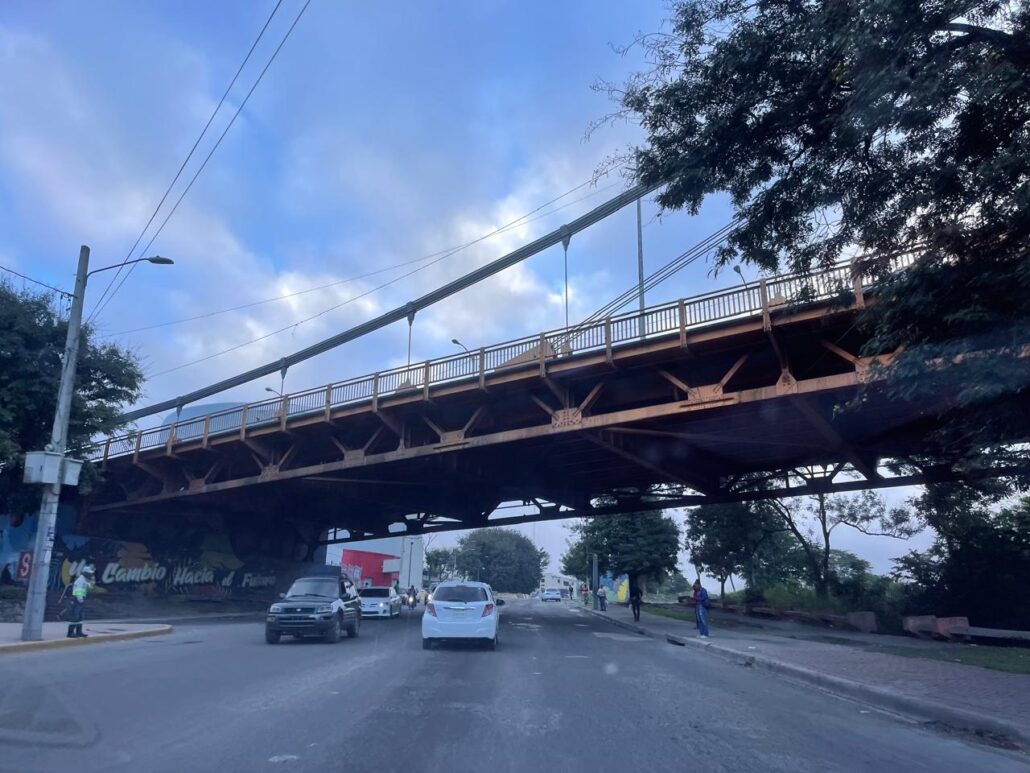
[2,507,317,601]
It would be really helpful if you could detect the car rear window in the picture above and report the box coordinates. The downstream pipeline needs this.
[433,585,488,602]
[359,588,389,597]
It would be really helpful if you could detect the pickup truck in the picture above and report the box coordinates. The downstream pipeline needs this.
[265,571,361,644]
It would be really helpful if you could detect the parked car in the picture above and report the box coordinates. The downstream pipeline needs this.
[265,571,361,644]
[540,588,562,602]
[359,586,403,618]
[422,580,504,650]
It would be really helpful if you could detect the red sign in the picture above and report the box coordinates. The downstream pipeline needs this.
[16,551,32,579]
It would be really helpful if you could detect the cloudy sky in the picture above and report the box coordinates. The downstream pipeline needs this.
[1,1,929,577]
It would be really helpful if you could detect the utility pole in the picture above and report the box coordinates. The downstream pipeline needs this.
[20,248,172,641]
[591,553,599,611]
[21,246,89,641]
[637,195,645,339]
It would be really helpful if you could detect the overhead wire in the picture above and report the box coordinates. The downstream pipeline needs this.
[89,0,311,324]
[0,264,73,297]
[570,218,743,334]
[107,176,616,337]
[144,177,622,378]
[87,0,286,323]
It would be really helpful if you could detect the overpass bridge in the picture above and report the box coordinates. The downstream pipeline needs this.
[80,257,1010,544]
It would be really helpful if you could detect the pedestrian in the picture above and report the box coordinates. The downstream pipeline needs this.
[692,579,710,638]
[67,563,95,639]
[597,585,608,612]
[629,583,643,622]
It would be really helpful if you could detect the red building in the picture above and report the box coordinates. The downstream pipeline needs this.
[340,548,399,588]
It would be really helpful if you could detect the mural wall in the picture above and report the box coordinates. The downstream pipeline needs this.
[2,504,323,602]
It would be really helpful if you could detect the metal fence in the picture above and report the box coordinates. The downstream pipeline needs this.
[84,256,906,462]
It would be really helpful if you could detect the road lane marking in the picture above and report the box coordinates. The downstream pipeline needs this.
[564,655,589,659]
[268,754,299,763]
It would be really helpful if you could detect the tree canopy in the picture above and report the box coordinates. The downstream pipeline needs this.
[616,1,1030,467]
[0,283,143,517]
[893,484,1030,628]
[561,508,681,589]
[453,529,546,593]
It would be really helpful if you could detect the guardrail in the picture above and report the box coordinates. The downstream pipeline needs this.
[85,256,907,463]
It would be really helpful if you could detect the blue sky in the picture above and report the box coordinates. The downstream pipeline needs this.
[0,1,928,576]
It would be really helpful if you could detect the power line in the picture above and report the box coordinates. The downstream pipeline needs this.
[0,264,73,297]
[87,0,286,322]
[107,177,617,337]
[144,178,621,377]
[117,182,651,423]
[90,0,311,323]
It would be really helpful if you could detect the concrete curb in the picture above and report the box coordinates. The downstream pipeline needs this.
[0,625,174,655]
[583,608,1029,749]
[90,611,263,625]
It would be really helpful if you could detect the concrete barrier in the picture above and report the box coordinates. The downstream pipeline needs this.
[933,616,970,639]
[903,615,937,638]
[847,611,878,633]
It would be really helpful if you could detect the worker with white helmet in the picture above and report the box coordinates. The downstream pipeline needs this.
[67,563,95,638]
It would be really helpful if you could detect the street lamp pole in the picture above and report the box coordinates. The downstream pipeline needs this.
[451,338,471,355]
[21,249,172,641]
[21,247,89,641]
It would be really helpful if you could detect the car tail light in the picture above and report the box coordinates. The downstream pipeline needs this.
[481,603,495,618]
[427,602,437,617]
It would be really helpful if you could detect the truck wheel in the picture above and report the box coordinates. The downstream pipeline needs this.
[265,630,280,644]
[324,616,341,643]
[346,613,360,638]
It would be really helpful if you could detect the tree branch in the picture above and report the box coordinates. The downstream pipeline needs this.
[942,22,1017,46]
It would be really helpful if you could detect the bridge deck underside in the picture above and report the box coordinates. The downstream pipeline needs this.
[83,303,955,541]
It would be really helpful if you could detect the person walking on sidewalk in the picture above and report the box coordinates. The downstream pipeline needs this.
[692,579,710,638]
[597,585,608,612]
[67,564,95,639]
[629,583,643,622]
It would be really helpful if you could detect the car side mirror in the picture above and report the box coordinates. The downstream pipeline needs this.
[496,598,506,606]
[279,593,286,599]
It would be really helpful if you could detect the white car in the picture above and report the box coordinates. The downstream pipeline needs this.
[422,581,504,650]
[358,586,403,618]
[540,588,562,602]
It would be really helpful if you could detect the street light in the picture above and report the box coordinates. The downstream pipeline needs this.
[21,247,173,642]
[451,338,471,354]
[732,265,750,291]
[86,255,174,278]
[264,387,283,398]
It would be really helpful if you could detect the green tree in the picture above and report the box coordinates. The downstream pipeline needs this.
[453,529,544,593]
[685,502,785,603]
[893,485,1030,628]
[425,547,456,581]
[562,508,681,593]
[613,1,1030,469]
[0,283,143,517]
[758,490,917,598]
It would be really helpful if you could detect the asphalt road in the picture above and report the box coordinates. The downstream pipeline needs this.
[0,600,1024,773]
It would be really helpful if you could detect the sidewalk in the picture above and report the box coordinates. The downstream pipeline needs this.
[579,601,1030,748]
[0,622,173,655]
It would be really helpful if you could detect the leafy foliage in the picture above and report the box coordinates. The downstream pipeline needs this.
[684,501,784,599]
[0,283,143,516]
[759,490,917,597]
[615,1,1030,465]
[425,548,457,581]
[893,486,1030,628]
[561,507,681,588]
[452,529,545,593]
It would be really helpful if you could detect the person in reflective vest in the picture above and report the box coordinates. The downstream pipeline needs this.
[67,564,94,638]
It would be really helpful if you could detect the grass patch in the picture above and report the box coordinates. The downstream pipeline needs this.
[645,606,696,623]
[871,644,1030,675]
